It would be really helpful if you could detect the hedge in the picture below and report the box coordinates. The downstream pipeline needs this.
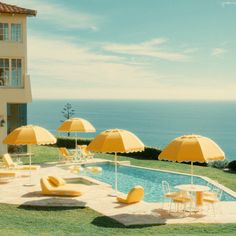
[56,136,92,149]
[56,136,162,160]
[228,160,236,171]
[119,146,162,160]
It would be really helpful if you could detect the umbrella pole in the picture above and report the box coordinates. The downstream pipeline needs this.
[191,161,193,185]
[27,145,32,185]
[115,152,118,194]
[75,132,78,160]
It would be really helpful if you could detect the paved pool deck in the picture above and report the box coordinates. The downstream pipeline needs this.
[0,159,236,226]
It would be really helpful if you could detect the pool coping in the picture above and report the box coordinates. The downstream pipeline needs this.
[86,160,236,200]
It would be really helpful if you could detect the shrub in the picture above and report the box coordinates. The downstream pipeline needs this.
[56,136,92,149]
[8,145,26,153]
[120,146,162,160]
[208,159,229,169]
[228,160,236,171]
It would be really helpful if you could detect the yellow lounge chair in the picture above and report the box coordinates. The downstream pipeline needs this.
[58,147,76,161]
[78,145,94,160]
[2,154,40,170]
[40,176,87,197]
[0,170,16,177]
[117,186,144,204]
[0,170,16,183]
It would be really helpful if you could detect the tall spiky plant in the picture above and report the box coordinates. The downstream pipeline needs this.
[61,103,75,136]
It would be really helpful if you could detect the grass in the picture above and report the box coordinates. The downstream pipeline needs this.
[0,204,235,236]
[3,145,235,235]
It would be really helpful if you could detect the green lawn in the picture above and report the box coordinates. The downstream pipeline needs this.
[2,145,235,236]
[0,204,235,236]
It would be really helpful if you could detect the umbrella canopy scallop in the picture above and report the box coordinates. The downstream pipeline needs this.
[87,129,145,153]
[159,134,225,163]
[3,125,56,145]
[57,118,96,133]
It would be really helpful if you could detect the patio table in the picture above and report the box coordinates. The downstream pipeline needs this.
[175,184,210,211]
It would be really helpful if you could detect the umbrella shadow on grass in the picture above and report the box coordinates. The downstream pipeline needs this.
[18,204,86,212]
[18,197,87,208]
[92,213,166,229]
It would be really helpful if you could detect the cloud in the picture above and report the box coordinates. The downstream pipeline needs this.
[102,38,189,62]
[26,34,235,100]
[211,48,227,56]
[27,34,163,98]
[6,0,101,30]
[221,1,236,7]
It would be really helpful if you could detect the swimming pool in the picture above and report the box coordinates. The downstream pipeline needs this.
[80,163,236,202]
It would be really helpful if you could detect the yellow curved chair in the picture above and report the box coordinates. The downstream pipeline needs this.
[40,176,87,197]
[117,186,144,204]
[2,154,40,170]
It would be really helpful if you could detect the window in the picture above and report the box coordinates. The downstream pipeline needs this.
[11,24,22,42]
[0,59,10,86]
[0,59,22,87]
[11,59,22,87]
[0,23,9,41]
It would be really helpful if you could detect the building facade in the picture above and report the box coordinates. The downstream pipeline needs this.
[0,2,36,154]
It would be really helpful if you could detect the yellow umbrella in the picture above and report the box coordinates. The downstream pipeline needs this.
[3,125,56,184]
[57,118,96,157]
[87,129,145,194]
[159,134,225,184]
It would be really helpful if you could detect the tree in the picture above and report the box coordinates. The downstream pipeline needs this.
[61,103,75,136]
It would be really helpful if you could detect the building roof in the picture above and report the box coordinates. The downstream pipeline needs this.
[0,1,36,16]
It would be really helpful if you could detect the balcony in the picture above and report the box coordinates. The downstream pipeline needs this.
[0,77,23,88]
[0,74,32,103]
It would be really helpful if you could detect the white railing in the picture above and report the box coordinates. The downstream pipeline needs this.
[0,77,24,88]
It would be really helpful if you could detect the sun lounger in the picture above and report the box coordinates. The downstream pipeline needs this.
[0,170,16,183]
[2,153,40,170]
[78,145,94,160]
[40,176,87,197]
[58,147,77,161]
[0,170,16,177]
[117,186,144,204]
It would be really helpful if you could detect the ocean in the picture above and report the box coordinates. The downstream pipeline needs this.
[28,100,236,161]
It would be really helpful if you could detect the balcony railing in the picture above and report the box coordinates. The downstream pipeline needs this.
[0,77,23,88]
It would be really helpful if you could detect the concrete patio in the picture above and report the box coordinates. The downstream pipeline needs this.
[0,160,236,226]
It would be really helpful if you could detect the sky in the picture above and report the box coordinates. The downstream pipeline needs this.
[6,0,236,100]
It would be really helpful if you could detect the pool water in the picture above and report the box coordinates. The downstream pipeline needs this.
[80,163,236,202]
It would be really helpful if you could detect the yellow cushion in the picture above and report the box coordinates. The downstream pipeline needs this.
[0,171,16,177]
[48,176,65,186]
